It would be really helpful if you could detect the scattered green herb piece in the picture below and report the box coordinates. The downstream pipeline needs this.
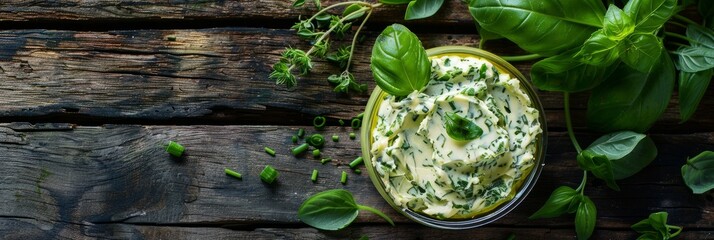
[631,212,682,239]
[341,171,348,184]
[350,132,356,139]
[313,116,327,129]
[371,24,431,97]
[297,189,394,230]
[349,157,364,169]
[260,165,279,184]
[165,141,185,157]
[339,119,345,125]
[321,158,332,164]
[264,147,276,157]
[311,169,319,183]
[224,168,243,180]
[444,112,483,141]
[313,149,321,158]
[298,128,306,138]
[167,36,176,41]
[355,112,364,120]
[681,151,714,194]
[292,143,310,156]
[306,134,326,148]
[354,169,362,174]
[351,118,362,129]
[292,135,299,143]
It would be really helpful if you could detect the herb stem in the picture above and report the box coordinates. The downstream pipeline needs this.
[500,54,543,62]
[356,204,395,226]
[479,38,486,49]
[664,32,699,45]
[666,41,689,48]
[668,20,687,29]
[667,224,683,237]
[306,1,374,23]
[564,93,582,153]
[344,6,374,72]
[673,14,699,27]
[576,170,588,194]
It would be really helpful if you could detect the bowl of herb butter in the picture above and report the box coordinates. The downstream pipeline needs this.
[361,25,547,230]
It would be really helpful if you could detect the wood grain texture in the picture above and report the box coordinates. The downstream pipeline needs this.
[1,124,712,239]
[0,28,711,131]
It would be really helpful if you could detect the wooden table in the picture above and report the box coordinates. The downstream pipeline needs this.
[0,1,712,239]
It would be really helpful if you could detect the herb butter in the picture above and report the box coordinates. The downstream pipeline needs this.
[370,55,542,219]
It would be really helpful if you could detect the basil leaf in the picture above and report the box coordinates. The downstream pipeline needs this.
[575,196,597,240]
[587,48,675,133]
[585,131,657,180]
[567,194,583,214]
[531,48,617,93]
[371,24,431,97]
[681,151,714,194]
[687,24,714,48]
[577,151,620,191]
[342,4,367,21]
[529,186,579,219]
[620,33,663,73]
[378,0,412,4]
[603,4,635,41]
[444,112,483,141]
[674,47,714,73]
[292,0,305,7]
[632,212,682,239]
[405,0,445,20]
[576,29,622,67]
[470,0,606,56]
[679,69,714,123]
[624,0,677,32]
[298,189,394,230]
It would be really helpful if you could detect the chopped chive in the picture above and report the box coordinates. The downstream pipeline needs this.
[332,135,339,142]
[312,149,321,158]
[351,118,361,129]
[297,128,305,138]
[165,141,185,157]
[167,36,177,41]
[264,147,276,157]
[354,169,362,174]
[291,143,310,156]
[339,119,345,125]
[260,165,278,184]
[321,158,332,164]
[224,168,242,179]
[311,169,318,182]
[306,134,325,148]
[349,157,364,169]
[292,135,298,143]
[340,171,348,184]
[350,132,356,139]
[356,112,364,120]
[313,116,327,130]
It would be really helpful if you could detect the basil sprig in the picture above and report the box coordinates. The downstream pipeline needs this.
[631,212,682,239]
[298,189,394,231]
[371,24,431,97]
[444,112,483,141]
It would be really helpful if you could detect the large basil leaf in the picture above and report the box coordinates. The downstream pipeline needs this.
[576,30,622,66]
[624,0,677,32]
[371,24,431,97]
[679,69,714,122]
[467,1,503,41]
[603,4,635,41]
[531,48,617,93]
[675,47,714,72]
[687,24,714,48]
[470,0,606,56]
[585,131,657,179]
[575,196,597,240]
[404,0,444,20]
[298,189,394,230]
[620,33,663,73]
[681,151,714,194]
[577,151,620,191]
[587,49,675,133]
[529,186,579,219]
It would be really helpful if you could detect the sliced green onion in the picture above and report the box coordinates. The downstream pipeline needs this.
[354,169,362,174]
[297,128,305,138]
[350,132,356,139]
[339,119,345,126]
[349,157,364,169]
[313,116,327,130]
[351,118,361,129]
[312,149,321,158]
[292,135,298,143]
[311,169,318,182]
[165,141,185,157]
[356,112,364,120]
[320,158,332,164]
[291,143,310,156]
[306,134,325,148]
[167,36,177,41]
[332,135,339,142]
[260,165,278,184]
[264,147,276,157]
[340,171,348,184]
[224,168,242,179]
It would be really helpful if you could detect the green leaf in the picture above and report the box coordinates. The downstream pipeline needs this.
[529,186,579,219]
[371,24,431,97]
[378,0,412,4]
[405,0,445,20]
[687,24,714,48]
[576,30,622,66]
[681,151,714,194]
[298,189,393,230]
[632,212,682,239]
[577,151,620,191]
[674,47,714,73]
[470,0,606,56]
[603,4,635,41]
[679,69,714,122]
[342,4,367,21]
[700,0,714,28]
[587,48,675,133]
[293,0,306,7]
[531,48,617,93]
[467,2,503,41]
[620,33,663,73]
[575,196,597,240]
[444,112,483,141]
[624,0,677,32]
[585,131,657,180]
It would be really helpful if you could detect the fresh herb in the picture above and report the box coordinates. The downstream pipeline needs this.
[339,119,345,126]
[313,116,327,130]
[298,128,305,139]
[311,169,319,183]
[292,135,299,143]
[349,132,356,139]
[306,134,326,148]
[292,143,310,156]
[312,149,321,158]
[354,169,362,174]
[225,168,243,180]
[297,189,394,230]
[321,158,332,164]
[371,24,431,97]
[529,186,580,219]
[575,196,597,240]
[260,165,279,184]
[349,156,364,169]
[681,151,714,194]
[631,212,682,239]
[351,118,362,129]
[341,171,348,184]
[404,0,445,20]
[332,135,339,142]
[265,147,276,157]
[165,141,185,157]
[444,112,483,141]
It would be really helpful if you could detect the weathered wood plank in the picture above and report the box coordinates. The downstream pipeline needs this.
[0,28,712,131]
[1,125,712,237]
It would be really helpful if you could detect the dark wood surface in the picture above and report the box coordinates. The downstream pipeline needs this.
[0,1,712,240]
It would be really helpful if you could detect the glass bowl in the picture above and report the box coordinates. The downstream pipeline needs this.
[360,46,548,230]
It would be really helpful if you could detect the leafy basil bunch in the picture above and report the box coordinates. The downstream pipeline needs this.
[631,212,682,239]
[298,189,394,230]
[530,186,597,240]
[371,24,431,97]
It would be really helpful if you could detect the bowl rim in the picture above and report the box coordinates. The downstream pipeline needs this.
[360,46,548,230]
